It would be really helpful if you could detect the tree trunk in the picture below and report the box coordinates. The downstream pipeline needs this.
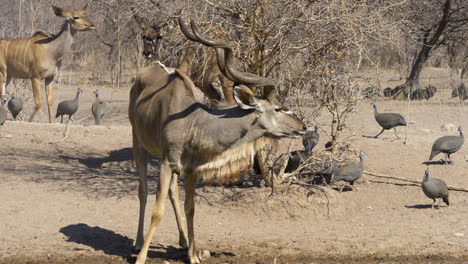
[406,0,451,84]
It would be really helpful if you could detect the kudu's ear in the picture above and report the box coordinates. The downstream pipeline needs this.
[76,3,88,15]
[52,6,73,19]
[132,8,148,30]
[234,85,261,110]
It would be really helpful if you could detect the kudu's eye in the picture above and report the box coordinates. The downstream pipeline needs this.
[73,16,80,20]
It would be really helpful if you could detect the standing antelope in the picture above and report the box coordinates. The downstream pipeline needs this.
[0,4,94,122]
[129,18,306,264]
[132,10,235,104]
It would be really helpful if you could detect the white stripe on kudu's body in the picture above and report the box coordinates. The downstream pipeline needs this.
[0,4,94,122]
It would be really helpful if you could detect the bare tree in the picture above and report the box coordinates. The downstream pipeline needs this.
[399,0,468,93]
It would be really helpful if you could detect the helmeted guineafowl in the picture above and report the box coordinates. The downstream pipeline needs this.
[7,94,23,120]
[331,152,364,192]
[303,126,320,153]
[451,87,459,99]
[421,169,449,209]
[284,128,321,173]
[56,88,82,123]
[452,81,467,101]
[429,126,464,164]
[383,87,393,97]
[91,89,106,125]
[0,96,8,126]
[372,103,407,139]
[459,80,467,101]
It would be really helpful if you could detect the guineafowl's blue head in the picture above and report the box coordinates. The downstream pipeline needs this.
[314,126,319,132]
[458,126,463,133]
[338,149,344,158]
[423,169,430,181]
[77,89,83,96]
[372,103,377,109]
[1,95,8,104]
[359,152,365,159]
[94,90,100,97]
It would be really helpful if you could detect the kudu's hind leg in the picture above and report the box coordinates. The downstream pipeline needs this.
[29,78,43,122]
[45,77,55,123]
[168,173,189,249]
[135,160,172,264]
[132,134,149,253]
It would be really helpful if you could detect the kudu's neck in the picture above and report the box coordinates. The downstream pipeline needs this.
[192,106,262,150]
[47,22,76,60]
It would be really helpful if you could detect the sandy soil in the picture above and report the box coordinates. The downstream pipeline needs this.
[0,68,467,264]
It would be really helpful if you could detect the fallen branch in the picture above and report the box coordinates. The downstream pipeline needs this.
[74,114,91,123]
[49,120,72,144]
[364,171,468,192]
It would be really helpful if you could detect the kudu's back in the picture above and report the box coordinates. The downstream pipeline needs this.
[129,63,198,158]
[0,34,49,79]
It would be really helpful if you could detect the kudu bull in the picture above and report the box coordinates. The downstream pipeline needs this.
[129,18,306,264]
[0,4,94,122]
[132,11,235,104]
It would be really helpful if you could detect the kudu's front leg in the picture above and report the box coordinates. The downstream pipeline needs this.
[45,77,55,123]
[184,174,200,264]
[133,135,149,253]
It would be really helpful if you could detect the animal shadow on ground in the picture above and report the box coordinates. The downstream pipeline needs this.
[361,135,400,142]
[78,147,134,168]
[331,186,353,192]
[60,147,160,169]
[59,223,187,263]
[369,180,419,188]
[60,223,134,260]
[405,204,433,209]
[422,160,449,166]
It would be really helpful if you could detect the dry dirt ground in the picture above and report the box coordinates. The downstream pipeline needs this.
[0,68,467,264]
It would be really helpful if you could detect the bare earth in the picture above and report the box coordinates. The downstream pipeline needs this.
[0,70,467,264]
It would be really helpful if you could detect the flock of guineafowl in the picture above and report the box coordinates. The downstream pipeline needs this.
[0,80,465,209]
[279,96,463,209]
[0,88,106,126]
[364,79,467,101]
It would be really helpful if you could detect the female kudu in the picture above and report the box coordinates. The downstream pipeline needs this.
[0,4,94,122]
